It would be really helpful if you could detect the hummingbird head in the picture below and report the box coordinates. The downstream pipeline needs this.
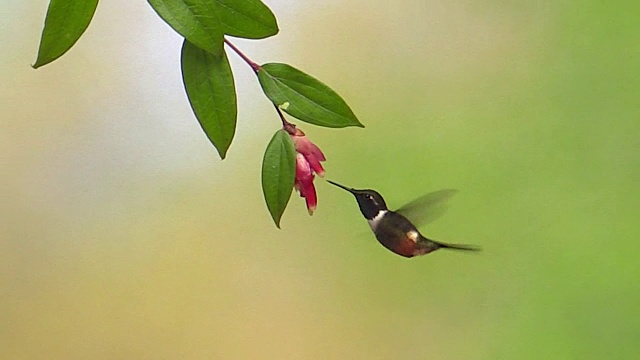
[327,180,388,220]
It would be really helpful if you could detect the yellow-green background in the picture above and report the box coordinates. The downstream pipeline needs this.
[3,1,638,359]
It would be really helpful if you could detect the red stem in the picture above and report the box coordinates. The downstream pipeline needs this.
[274,104,296,134]
[224,38,261,73]
[224,38,295,132]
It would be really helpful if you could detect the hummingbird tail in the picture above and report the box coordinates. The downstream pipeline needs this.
[435,240,482,252]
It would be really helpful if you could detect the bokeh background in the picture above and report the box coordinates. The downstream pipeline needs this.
[3,1,639,359]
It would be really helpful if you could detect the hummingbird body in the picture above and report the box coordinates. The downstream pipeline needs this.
[369,210,440,257]
[328,180,480,258]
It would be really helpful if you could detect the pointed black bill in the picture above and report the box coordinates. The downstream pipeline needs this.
[326,180,355,193]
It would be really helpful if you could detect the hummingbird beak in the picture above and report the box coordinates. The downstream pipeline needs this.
[326,180,355,194]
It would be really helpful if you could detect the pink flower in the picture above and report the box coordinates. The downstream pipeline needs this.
[294,153,317,215]
[290,128,326,215]
[290,128,326,176]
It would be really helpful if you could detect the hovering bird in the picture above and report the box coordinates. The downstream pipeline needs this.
[327,180,481,258]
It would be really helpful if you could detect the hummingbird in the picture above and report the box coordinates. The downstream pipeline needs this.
[327,180,481,258]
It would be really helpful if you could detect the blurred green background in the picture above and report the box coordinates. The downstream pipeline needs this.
[2,1,639,359]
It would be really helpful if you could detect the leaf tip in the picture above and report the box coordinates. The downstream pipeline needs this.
[270,212,283,229]
[347,119,365,128]
[31,59,45,69]
[217,146,229,160]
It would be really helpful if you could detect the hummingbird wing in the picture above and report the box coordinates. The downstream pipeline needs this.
[395,189,459,228]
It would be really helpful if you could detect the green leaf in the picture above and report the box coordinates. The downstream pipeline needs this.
[262,130,296,228]
[257,63,363,128]
[148,0,223,54]
[181,40,237,159]
[216,0,278,39]
[33,0,99,68]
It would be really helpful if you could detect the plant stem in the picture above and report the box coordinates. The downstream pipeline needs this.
[224,38,261,72]
[274,104,296,134]
[224,38,295,132]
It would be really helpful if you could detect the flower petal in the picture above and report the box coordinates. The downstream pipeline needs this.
[291,129,326,161]
[290,129,325,214]
[305,141,326,161]
[303,182,317,215]
[294,153,318,214]
[295,153,313,181]
[305,154,325,177]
